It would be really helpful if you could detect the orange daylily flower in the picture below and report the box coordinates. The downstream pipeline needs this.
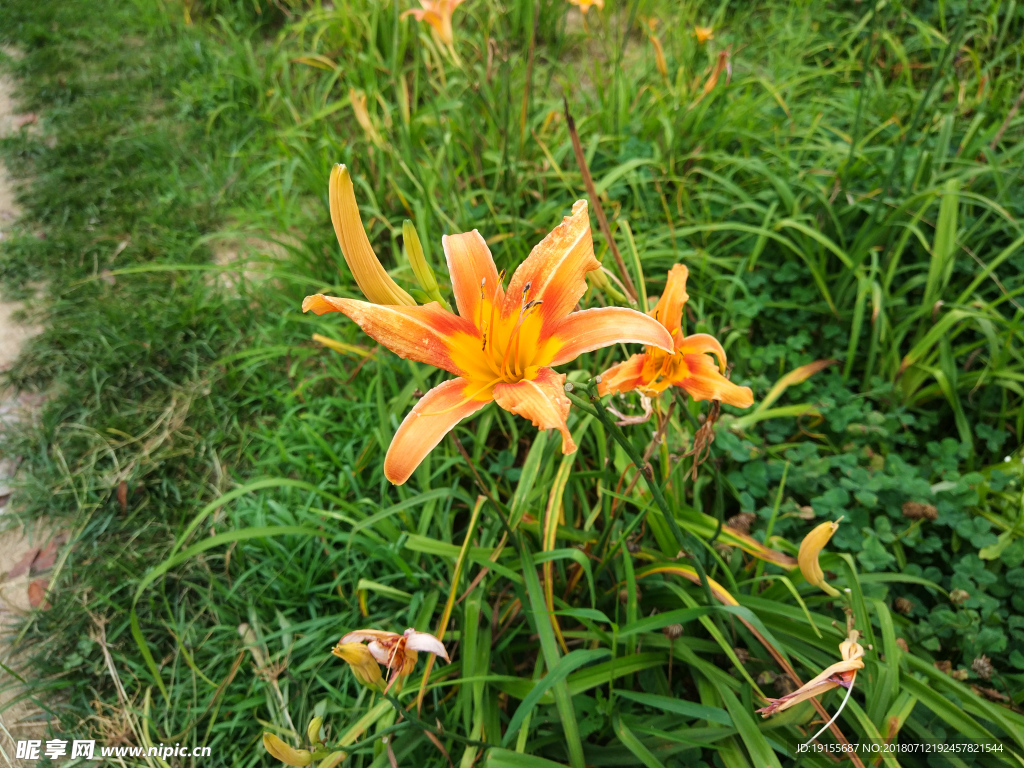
[694,25,714,44]
[304,199,674,485]
[756,630,865,717]
[597,264,753,407]
[404,0,466,47]
[335,628,449,693]
[568,0,604,14]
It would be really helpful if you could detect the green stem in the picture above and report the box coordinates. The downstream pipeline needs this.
[566,383,716,606]
[453,444,586,768]
[378,694,492,750]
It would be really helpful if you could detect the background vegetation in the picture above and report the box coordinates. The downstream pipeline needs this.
[1,0,1023,765]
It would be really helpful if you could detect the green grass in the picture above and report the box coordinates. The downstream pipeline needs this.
[2,0,1024,766]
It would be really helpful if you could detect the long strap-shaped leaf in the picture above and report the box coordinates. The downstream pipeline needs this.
[520,542,586,768]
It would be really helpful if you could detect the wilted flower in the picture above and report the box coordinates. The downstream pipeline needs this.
[305,193,673,484]
[694,25,714,44]
[404,0,466,47]
[335,628,449,692]
[756,630,864,717]
[972,655,994,681]
[598,264,753,407]
[798,518,842,597]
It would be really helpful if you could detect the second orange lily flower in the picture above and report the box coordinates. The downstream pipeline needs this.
[598,264,753,407]
[304,169,674,485]
[404,0,465,47]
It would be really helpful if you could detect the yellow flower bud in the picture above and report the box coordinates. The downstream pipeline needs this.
[331,641,384,689]
[306,716,323,746]
[329,165,416,307]
[348,89,385,150]
[403,220,451,310]
[798,518,842,597]
[649,34,668,79]
[694,26,714,44]
[262,733,312,767]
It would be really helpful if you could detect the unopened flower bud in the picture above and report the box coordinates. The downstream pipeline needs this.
[263,733,312,767]
[950,589,969,606]
[306,716,323,746]
[798,518,842,597]
[332,642,384,689]
[328,165,414,306]
[403,220,450,310]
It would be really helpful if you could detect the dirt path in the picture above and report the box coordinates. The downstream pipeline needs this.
[0,55,50,763]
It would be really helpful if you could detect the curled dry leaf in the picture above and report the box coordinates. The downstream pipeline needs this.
[28,578,50,609]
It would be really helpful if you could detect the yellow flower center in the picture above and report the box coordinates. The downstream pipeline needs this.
[638,345,684,394]
[449,278,560,387]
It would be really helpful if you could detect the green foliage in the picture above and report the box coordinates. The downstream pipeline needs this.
[2,0,1024,766]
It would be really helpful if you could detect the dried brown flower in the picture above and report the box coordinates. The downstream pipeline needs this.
[972,655,994,681]
[902,501,938,521]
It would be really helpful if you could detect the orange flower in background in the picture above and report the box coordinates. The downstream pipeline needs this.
[694,25,714,44]
[756,630,864,717]
[305,189,674,485]
[598,264,753,407]
[404,0,466,47]
[334,628,449,692]
[568,0,604,14]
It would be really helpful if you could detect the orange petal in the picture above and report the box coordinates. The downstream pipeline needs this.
[673,353,754,408]
[649,264,689,341]
[504,201,598,328]
[757,659,862,716]
[597,353,649,396]
[302,294,473,376]
[756,677,842,716]
[492,368,576,453]
[443,230,502,324]
[676,332,728,372]
[384,378,492,485]
[546,307,674,366]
